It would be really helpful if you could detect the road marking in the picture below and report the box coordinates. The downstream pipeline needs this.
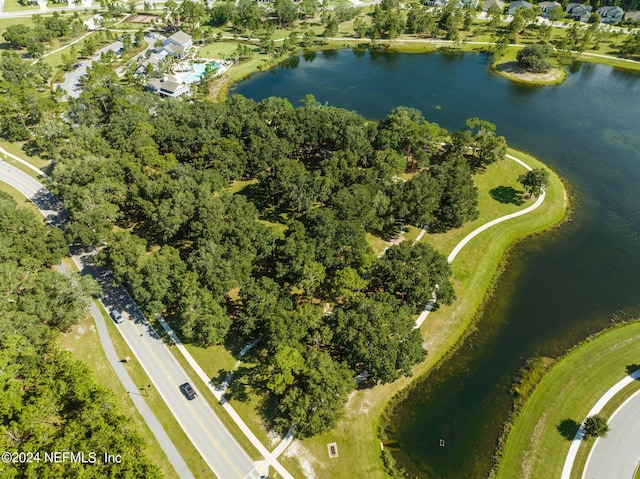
[104,284,248,479]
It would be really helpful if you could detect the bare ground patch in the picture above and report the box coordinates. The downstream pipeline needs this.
[496,61,565,85]
[283,440,319,479]
[520,412,547,479]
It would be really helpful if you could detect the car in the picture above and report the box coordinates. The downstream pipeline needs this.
[110,309,125,324]
[73,63,82,70]
[179,382,197,400]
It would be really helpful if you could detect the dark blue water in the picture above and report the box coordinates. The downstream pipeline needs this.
[234,50,640,478]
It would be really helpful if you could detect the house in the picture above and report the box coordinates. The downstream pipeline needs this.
[147,75,190,98]
[136,50,168,75]
[566,3,592,22]
[160,43,188,58]
[507,0,533,15]
[482,0,504,12]
[597,5,624,24]
[459,0,480,8]
[538,1,560,13]
[625,10,640,23]
[162,31,193,51]
[424,0,448,7]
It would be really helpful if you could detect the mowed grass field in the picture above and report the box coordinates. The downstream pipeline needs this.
[289,149,567,479]
[496,321,640,479]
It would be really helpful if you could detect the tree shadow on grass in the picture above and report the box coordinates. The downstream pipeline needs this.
[557,418,581,440]
[626,364,640,379]
[489,186,524,205]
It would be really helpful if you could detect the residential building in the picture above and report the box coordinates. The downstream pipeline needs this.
[147,75,190,97]
[625,10,640,22]
[482,0,505,12]
[507,0,533,15]
[597,5,624,24]
[566,2,593,22]
[538,1,560,13]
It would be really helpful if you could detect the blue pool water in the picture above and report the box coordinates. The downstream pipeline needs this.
[174,62,220,84]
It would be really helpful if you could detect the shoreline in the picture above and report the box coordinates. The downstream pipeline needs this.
[379,150,569,478]
[289,148,568,479]
[213,41,638,101]
[495,320,640,479]
[492,61,567,86]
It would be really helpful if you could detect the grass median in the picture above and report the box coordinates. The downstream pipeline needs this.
[496,320,640,479]
[292,149,567,479]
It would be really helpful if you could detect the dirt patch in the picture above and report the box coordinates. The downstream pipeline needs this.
[127,14,160,23]
[283,440,318,479]
[520,412,547,479]
[496,61,565,85]
[345,389,373,416]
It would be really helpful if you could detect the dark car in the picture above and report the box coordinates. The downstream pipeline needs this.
[110,309,124,324]
[180,382,197,400]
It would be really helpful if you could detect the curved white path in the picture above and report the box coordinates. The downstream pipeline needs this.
[561,369,640,479]
[415,153,546,328]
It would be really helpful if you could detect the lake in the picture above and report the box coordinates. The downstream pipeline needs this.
[234,49,640,478]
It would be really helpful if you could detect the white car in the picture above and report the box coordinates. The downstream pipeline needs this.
[110,309,125,324]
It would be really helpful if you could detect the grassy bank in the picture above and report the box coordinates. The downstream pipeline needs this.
[291,149,568,478]
[496,320,640,479]
[58,308,183,479]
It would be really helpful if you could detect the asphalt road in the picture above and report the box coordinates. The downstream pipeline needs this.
[59,39,124,99]
[582,389,640,479]
[0,159,263,479]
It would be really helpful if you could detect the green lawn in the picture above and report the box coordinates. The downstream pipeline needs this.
[104,312,218,479]
[293,149,567,479]
[496,321,640,479]
[0,140,49,172]
[58,308,182,479]
[0,16,36,32]
[424,156,534,257]
[2,0,39,12]
[0,180,43,217]
[198,41,253,60]
[157,325,265,463]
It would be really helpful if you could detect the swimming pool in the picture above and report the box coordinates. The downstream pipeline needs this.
[173,61,220,84]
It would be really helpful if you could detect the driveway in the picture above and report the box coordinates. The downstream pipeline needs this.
[59,35,155,98]
[59,40,123,98]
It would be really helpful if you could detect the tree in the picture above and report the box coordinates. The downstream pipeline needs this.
[274,0,298,26]
[274,350,354,438]
[333,295,425,384]
[323,18,339,37]
[583,414,610,438]
[518,168,549,197]
[369,241,455,313]
[3,24,35,48]
[233,0,262,31]
[516,43,553,73]
[121,32,133,52]
[176,273,231,346]
[548,5,565,21]
[430,154,479,230]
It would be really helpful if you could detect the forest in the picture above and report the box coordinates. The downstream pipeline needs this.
[34,84,507,437]
[0,193,162,478]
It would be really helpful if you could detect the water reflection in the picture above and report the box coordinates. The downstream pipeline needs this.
[234,51,640,478]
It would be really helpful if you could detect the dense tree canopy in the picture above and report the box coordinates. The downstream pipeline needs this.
[517,44,553,73]
[0,193,161,478]
[39,90,502,437]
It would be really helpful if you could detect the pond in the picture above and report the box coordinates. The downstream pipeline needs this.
[234,49,640,478]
